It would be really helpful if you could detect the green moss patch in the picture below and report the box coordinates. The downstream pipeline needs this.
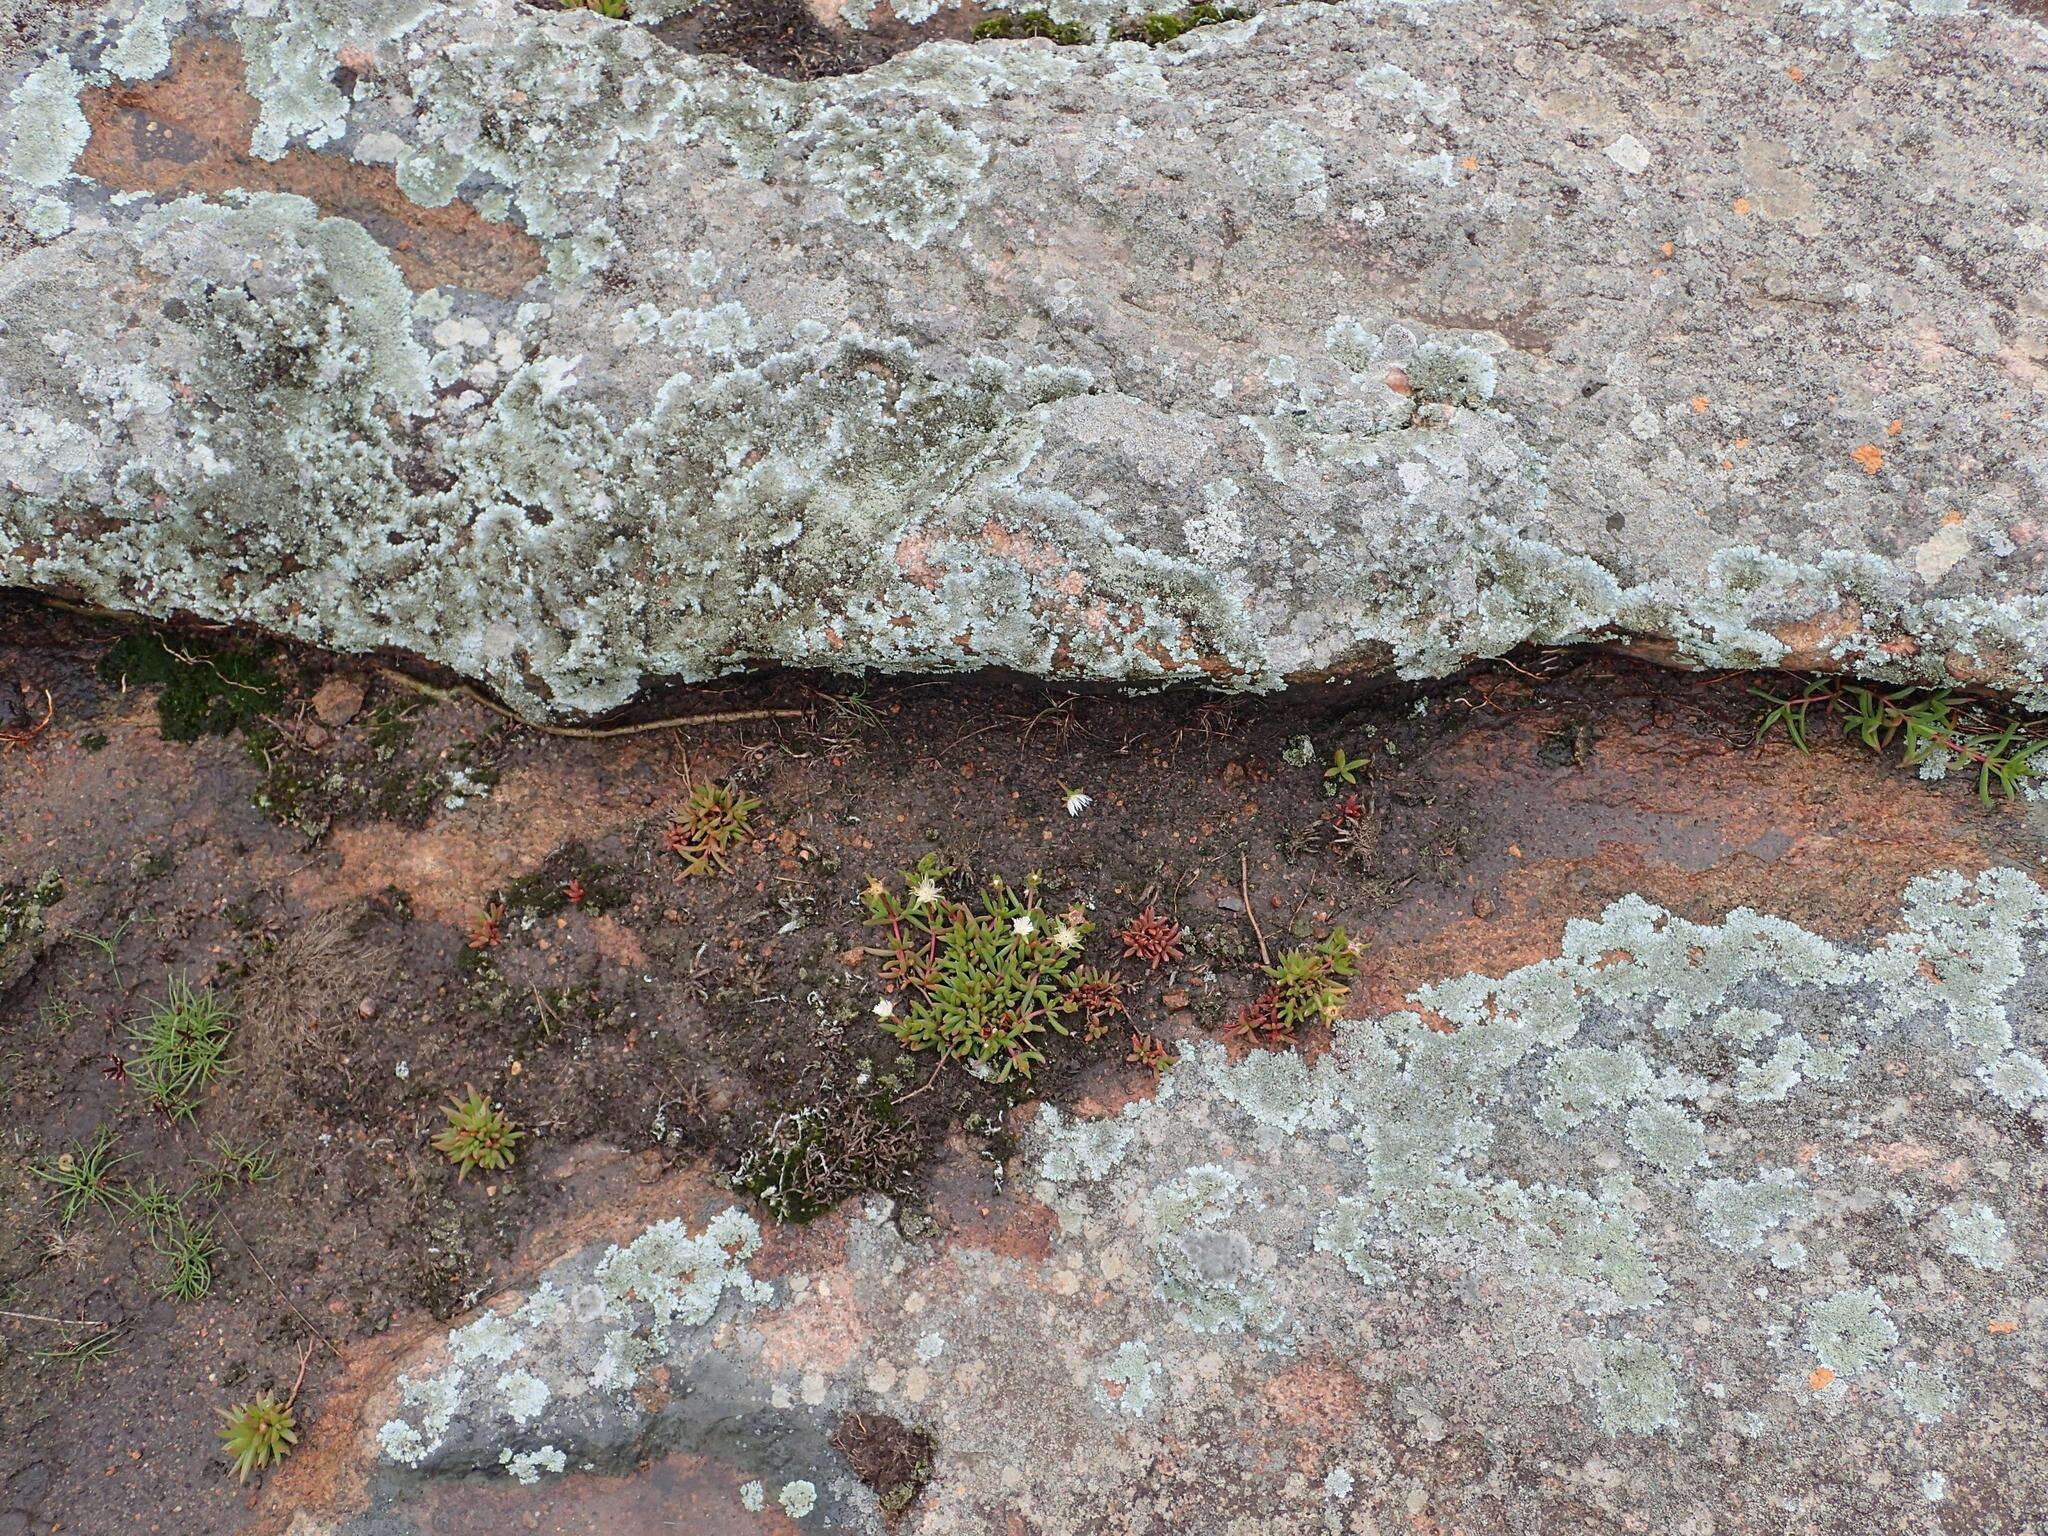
[972,4,1251,45]
[99,631,284,742]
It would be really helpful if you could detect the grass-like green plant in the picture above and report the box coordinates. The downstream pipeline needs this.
[432,1086,524,1179]
[1753,680,2048,802]
[664,781,761,877]
[123,1173,183,1229]
[219,1392,298,1482]
[1262,931,1360,1036]
[34,1127,129,1225]
[152,1215,219,1301]
[127,975,235,1121]
[194,1136,280,1197]
[37,1323,122,1381]
[862,856,1093,1083]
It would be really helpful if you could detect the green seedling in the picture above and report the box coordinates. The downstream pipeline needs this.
[1262,931,1361,1036]
[1324,748,1366,789]
[665,780,761,877]
[219,1392,298,1481]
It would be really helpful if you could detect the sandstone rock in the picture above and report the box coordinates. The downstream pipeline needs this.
[311,675,367,727]
[300,865,2048,1534]
[1,0,2044,724]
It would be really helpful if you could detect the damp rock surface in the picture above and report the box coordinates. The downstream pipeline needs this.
[326,864,2048,1535]
[3,0,2047,717]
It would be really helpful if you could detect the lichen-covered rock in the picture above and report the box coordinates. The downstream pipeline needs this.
[3,0,2047,718]
[311,864,2048,1533]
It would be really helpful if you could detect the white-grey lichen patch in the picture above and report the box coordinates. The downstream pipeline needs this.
[1588,1338,1681,1436]
[373,1207,771,1479]
[779,1479,819,1518]
[1027,868,2039,1427]
[3,57,89,190]
[499,1444,567,1485]
[1797,0,1970,60]
[1804,1288,1899,1377]
[802,104,991,249]
[1942,1204,2010,1272]
[1092,1340,1164,1418]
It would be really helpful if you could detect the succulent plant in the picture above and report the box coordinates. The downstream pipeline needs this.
[664,781,761,877]
[432,1086,523,1179]
[218,1392,298,1482]
[1118,907,1185,971]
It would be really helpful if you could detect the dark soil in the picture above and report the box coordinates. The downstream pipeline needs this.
[0,590,2030,1534]
[832,1409,936,1524]
[654,0,938,79]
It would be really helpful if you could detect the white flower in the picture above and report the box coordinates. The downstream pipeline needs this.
[872,997,896,1019]
[1050,922,1081,952]
[909,876,941,907]
[1062,785,1092,817]
[1013,913,1035,938]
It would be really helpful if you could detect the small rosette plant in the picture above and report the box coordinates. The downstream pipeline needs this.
[432,1086,524,1179]
[862,856,1093,1083]
[218,1392,298,1482]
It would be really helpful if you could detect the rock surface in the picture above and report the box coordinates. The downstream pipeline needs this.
[307,867,2048,1535]
[3,0,2047,718]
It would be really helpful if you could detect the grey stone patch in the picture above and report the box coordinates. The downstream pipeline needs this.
[370,1208,777,1477]
[4,0,2047,717]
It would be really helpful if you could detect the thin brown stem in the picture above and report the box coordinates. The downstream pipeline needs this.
[219,1209,343,1361]
[1240,851,1270,968]
[0,1308,108,1329]
[375,667,804,736]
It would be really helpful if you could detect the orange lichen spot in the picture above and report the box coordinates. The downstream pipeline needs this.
[1732,196,1753,216]
[1988,1319,2019,1335]
[1851,443,1885,475]
[1690,396,1709,414]
[1786,64,1806,82]
[1732,436,1751,450]
[1659,240,1675,257]
[1459,155,1478,171]
[1808,1367,1835,1391]
[1886,419,1904,436]
[1941,511,1965,527]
